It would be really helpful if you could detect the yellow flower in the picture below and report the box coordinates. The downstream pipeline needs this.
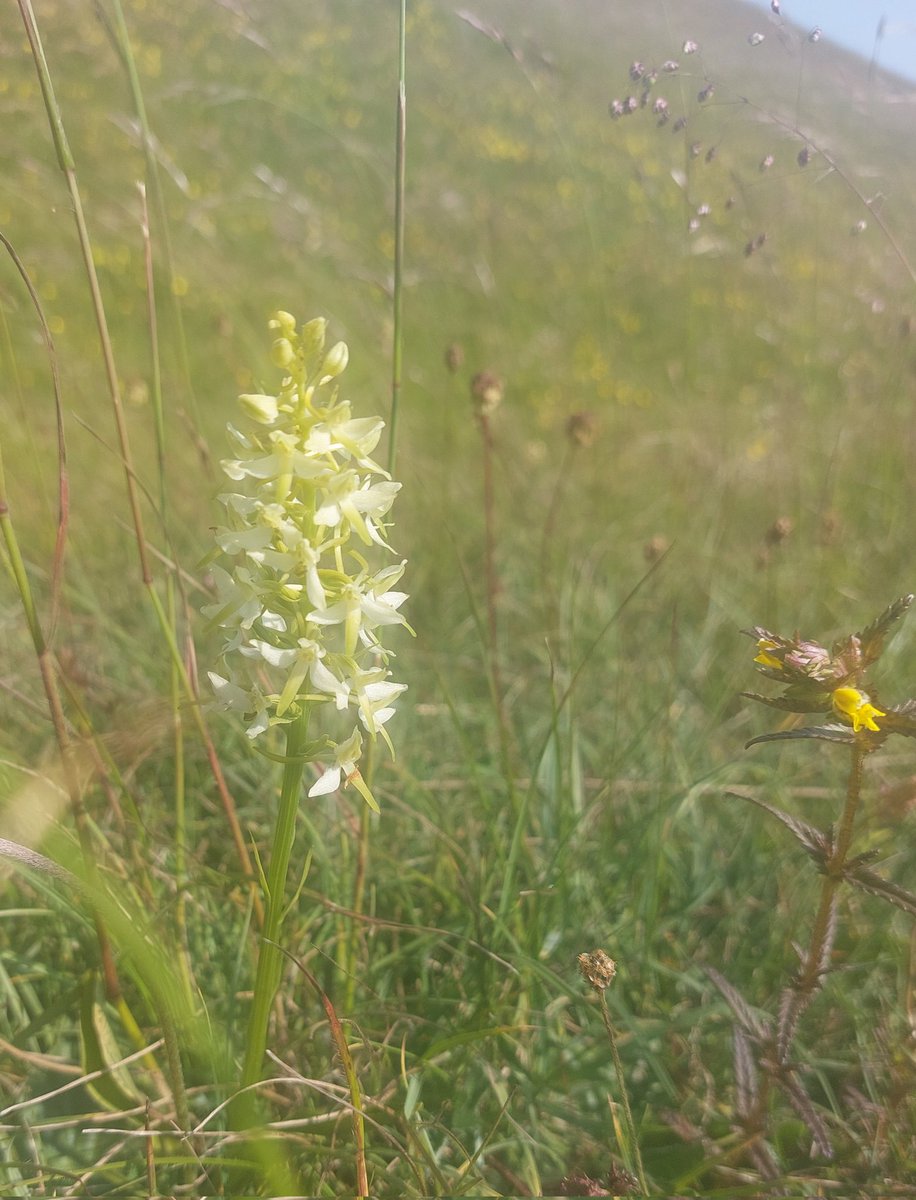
[754,639,782,670]
[831,686,884,733]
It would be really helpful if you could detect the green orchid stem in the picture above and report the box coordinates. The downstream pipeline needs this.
[239,706,312,1110]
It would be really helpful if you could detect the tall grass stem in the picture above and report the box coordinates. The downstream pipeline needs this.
[387,0,407,475]
[596,991,648,1196]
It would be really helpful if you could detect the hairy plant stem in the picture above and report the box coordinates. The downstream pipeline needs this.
[596,990,648,1195]
[782,741,866,1057]
[743,742,868,1172]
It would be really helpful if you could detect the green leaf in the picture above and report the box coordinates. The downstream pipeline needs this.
[741,690,829,714]
[79,974,143,1112]
[846,866,916,917]
[881,700,916,739]
[726,791,830,861]
[745,723,856,748]
[856,594,913,667]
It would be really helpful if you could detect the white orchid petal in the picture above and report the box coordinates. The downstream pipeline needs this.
[308,766,342,797]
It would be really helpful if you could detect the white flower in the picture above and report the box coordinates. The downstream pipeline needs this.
[202,565,265,630]
[308,727,363,797]
[308,568,410,656]
[351,673,408,735]
[206,310,410,781]
[208,672,270,738]
[314,472,401,544]
[244,636,350,715]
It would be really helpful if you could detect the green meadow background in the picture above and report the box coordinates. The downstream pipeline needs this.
[1,0,914,1193]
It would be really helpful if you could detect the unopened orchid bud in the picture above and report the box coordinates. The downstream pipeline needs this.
[269,310,297,337]
[321,340,349,380]
[300,317,327,358]
[271,337,296,368]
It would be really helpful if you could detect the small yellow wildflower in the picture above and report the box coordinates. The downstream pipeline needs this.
[831,686,884,733]
[754,638,782,670]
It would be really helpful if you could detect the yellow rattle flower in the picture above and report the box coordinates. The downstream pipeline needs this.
[831,686,884,733]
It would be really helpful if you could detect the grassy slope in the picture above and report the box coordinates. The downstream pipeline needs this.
[1,0,915,1193]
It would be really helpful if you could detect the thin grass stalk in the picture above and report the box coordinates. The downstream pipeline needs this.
[340,0,406,1009]
[0,449,200,1138]
[0,236,121,1009]
[387,0,407,476]
[104,0,208,456]
[17,0,151,587]
[144,586,265,928]
[476,406,516,800]
[477,402,528,931]
[291,955,369,1197]
[539,439,573,637]
[19,0,260,918]
[596,991,648,1195]
[139,180,194,1004]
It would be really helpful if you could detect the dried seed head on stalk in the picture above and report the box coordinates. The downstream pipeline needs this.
[578,949,617,991]
[565,411,598,448]
[471,370,504,417]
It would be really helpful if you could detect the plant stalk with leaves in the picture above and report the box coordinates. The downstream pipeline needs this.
[712,595,916,1178]
[205,313,411,1117]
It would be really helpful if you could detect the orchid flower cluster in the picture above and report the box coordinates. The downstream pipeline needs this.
[204,311,410,805]
[743,595,916,750]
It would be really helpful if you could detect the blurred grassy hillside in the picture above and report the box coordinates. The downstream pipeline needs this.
[2,2,916,1192]
[1,0,914,753]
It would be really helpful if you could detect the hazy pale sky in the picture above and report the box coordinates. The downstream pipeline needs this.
[745,0,916,81]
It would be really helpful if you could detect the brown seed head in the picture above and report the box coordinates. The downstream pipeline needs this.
[444,342,464,373]
[471,370,504,416]
[566,411,598,448]
[557,1173,612,1197]
[578,949,617,991]
[644,534,670,563]
[765,516,793,546]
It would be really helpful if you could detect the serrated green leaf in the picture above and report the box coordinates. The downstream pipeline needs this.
[856,594,913,667]
[745,723,856,748]
[881,702,916,738]
[726,791,829,860]
[741,691,829,714]
[847,866,916,917]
